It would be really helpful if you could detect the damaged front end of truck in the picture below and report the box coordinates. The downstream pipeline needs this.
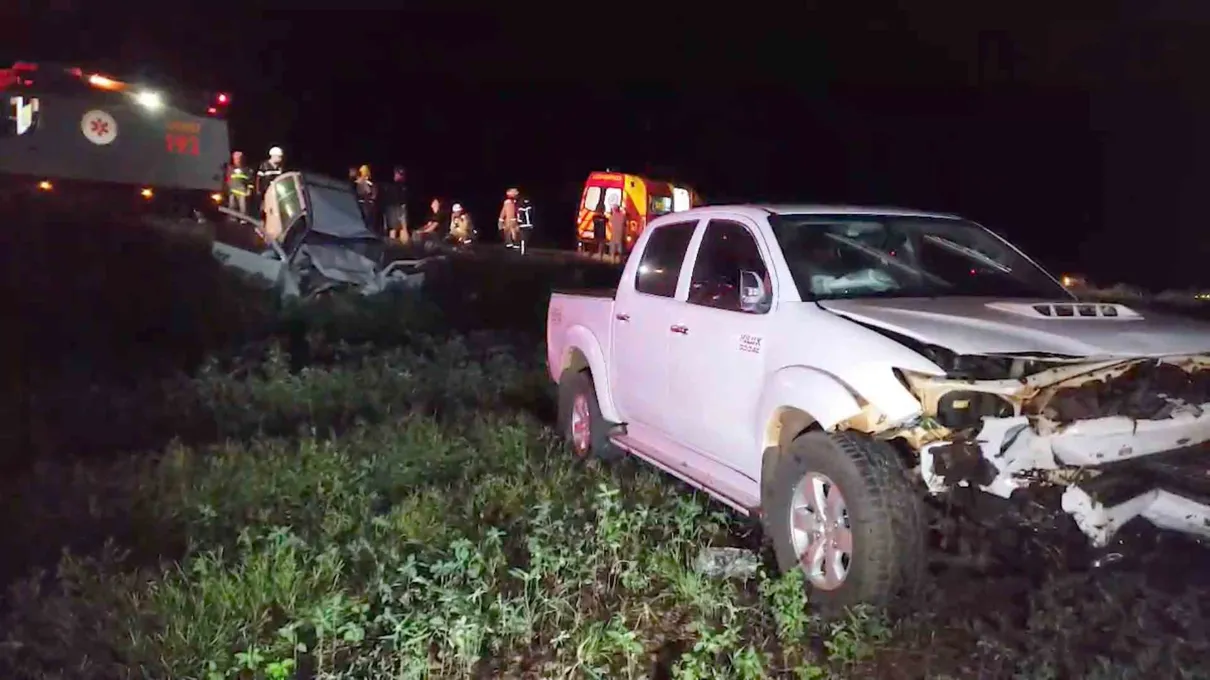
[885,345,1210,550]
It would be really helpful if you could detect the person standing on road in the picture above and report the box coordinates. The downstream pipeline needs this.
[516,191,535,255]
[591,200,607,258]
[379,166,409,243]
[225,150,251,216]
[607,195,626,262]
[354,164,377,223]
[256,146,286,195]
[255,146,286,215]
[498,187,520,248]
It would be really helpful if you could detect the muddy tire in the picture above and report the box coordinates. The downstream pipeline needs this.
[763,431,926,615]
[556,369,622,461]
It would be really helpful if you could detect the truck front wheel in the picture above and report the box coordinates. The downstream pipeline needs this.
[557,369,622,461]
[763,431,926,615]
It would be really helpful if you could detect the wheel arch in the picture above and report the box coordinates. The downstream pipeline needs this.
[756,366,864,448]
[756,366,866,506]
[556,325,622,423]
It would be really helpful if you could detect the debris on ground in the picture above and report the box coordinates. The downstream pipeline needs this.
[694,546,761,580]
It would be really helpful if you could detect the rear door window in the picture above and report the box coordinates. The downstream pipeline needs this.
[583,186,602,211]
[634,221,698,298]
[4,95,40,136]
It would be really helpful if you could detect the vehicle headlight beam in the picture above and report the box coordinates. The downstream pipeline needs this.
[134,91,163,111]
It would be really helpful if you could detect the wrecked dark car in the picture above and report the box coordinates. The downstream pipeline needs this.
[212,171,426,299]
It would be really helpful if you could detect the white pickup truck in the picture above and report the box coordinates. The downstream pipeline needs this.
[547,204,1210,610]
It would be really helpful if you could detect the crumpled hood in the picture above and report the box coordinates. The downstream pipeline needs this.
[817,297,1210,358]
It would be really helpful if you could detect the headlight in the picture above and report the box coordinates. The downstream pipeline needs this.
[135,91,163,110]
[934,390,1014,430]
[896,370,1019,430]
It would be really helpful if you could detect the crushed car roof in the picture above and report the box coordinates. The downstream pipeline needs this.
[297,172,378,241]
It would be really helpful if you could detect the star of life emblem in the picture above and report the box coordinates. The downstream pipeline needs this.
[80,109,118,145]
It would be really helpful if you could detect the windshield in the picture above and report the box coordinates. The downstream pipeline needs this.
[770,214,1070,301]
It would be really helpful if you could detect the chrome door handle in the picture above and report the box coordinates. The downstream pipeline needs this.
[615,313,630,322]
[670,324,689,335]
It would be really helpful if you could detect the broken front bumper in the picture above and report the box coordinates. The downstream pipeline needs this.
[919,413,1210,547]
[905,355,1210,547]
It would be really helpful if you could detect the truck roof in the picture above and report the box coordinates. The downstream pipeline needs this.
[663,204,964,221]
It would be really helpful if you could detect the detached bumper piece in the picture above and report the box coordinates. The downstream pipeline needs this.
[1062,449,1210,548]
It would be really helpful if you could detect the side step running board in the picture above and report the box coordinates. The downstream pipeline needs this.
[608,433,755,517]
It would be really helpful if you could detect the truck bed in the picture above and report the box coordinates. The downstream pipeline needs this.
[550,287,617,299]
[547,290,617,383]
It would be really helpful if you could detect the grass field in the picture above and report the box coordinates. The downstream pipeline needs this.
[1,213,1209,679]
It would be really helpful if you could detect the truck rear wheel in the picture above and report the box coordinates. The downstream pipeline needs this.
[557,369,622,461]
[763,431,925,615]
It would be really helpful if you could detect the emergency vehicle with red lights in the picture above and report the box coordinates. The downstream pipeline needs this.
[0,61,232,211]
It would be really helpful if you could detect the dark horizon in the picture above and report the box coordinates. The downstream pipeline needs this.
[10,5,1210,290]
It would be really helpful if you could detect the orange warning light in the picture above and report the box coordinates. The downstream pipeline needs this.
[87,74,124,91]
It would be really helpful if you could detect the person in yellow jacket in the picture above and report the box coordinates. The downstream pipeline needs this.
[225,150,251,215]
[354,164,376,205]
[449,203,474,245]
[354,164,381,228]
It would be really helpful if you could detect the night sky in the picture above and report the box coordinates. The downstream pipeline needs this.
[10,4,1210,290]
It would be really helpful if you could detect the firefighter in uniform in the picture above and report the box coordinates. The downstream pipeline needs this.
[449,203,474,245]
[225,150,251,216]
[498,187,520,248]
[516,192,535,255]
[255,146,286,215]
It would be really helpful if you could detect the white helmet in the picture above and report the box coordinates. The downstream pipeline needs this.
[452,203,463,212]
[269,146,283,158]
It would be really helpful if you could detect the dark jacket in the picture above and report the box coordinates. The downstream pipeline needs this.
[255,160,284,195]
[378,181,407,208]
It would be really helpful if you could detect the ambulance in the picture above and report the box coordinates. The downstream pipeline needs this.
[0,61,231,214]
[575,170,702,254]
